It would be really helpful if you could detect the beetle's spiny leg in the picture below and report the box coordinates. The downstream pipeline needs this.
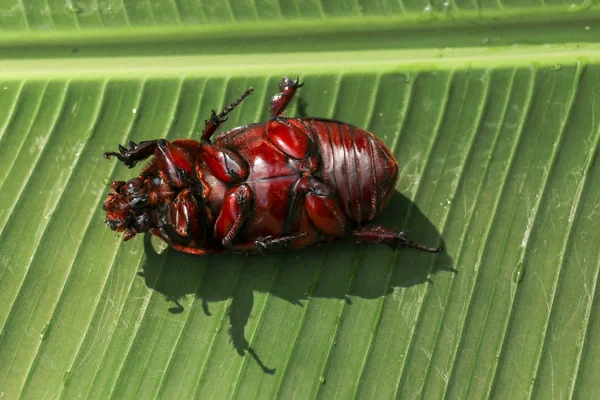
[218,88,253,119]
[390,229,442,253]
[214,184,253,248]
[270,76,303,119]
[210,109,225,124]
[104,139,161,169]
[202,88,254,141]
[403,240,443,253]
[352,226,442,253]
[228,233,308,255]
[254,233,307,254]
[104,150,138,168]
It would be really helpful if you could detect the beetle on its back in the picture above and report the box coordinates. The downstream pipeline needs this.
[103,77,442,255]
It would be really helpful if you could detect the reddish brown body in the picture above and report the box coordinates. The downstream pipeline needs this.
[103,77,441,255]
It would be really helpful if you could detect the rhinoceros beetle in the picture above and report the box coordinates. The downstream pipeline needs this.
[103,77,442,255]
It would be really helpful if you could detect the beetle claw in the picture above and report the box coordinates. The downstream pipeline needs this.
[280,76,303,91]
[104,148,138,168]
[209,108,229,126]
[252,233,305,255]
[255,244,266,257]
[253,236,272,256]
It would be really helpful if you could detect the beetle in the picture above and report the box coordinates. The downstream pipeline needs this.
[103,77,442,255]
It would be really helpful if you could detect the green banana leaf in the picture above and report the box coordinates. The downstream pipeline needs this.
[1,1,600,398]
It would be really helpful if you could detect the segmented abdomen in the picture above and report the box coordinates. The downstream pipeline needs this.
[301,119,398,227]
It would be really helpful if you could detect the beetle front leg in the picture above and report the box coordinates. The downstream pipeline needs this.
[352,226,443,253]
[202,88,254,142]
[104,140,160,168]
[270,76,303,119]
[105,139,195,187]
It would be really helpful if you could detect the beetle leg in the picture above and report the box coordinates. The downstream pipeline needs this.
[104,139,160,168]
[154,140,196,187]
[170,242,225,255]
[304,178,350,237]
[170,189,205,243]
[351,226,443,253]
[249,234,308,255]
[266,119,319,173]
[202,88,254,142]
[201,144,249,184]
[227,234,308,255]
[270,76,303,119]
[150,227,223,255]
[287,176,350,237]
[213,184,307,254]
[254,234,306,254]
[214,184,253,248]
[106,139,195,188]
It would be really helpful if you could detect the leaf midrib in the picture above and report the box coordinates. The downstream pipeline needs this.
[0,43,596,80]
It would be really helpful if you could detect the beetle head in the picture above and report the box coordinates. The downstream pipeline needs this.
[103,177,158,241]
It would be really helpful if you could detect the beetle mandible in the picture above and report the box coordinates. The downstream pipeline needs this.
[103,77,442,255]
